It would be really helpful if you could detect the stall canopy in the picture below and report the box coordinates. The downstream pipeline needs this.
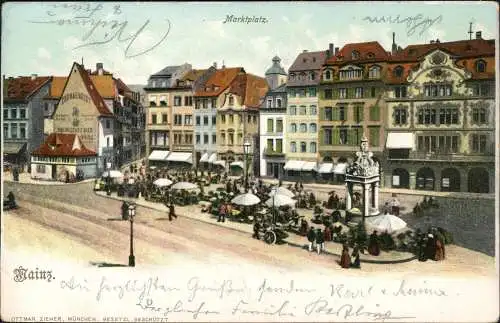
[386,132,415,149]
[230,161,244,169]
[301,162,317,172]
[208,153,217,163]
[333,163,347,174]
[283,160,305,171]
[199,153,209,163]
[213,160,226,167]
[148,150,169,161]
[166,152,193,163]
[317,163,334,173]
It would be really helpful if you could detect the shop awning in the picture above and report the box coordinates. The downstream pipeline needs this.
[302,162,317,171]
[213,160,226,167]
[148,150,169,161]
[199,153,209,162]
[333,163,347,174]
[3,142,27,154]
[386,132,415,149]
[317,163,334,174]
[166,152,193,163]
[208,153,217,163]
[230,161,244,168]
[284,160,305,171]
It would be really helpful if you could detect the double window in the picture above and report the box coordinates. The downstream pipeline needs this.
[424,84,452,97]
[472,107,487,124]
[394,108,408,125]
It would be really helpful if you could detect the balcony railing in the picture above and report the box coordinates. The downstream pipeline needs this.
[388,151,495,162]
[263,148,285,157]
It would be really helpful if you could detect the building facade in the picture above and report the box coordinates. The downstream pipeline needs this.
[284,50,326,179]
[3,75,51,171]
[319,42,389,183]
[384,35,495,193]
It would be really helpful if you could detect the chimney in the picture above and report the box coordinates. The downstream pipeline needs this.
[335,47,339,55]
[436,39,440,43]
[96,63,104,75]
[31,74,37,80]
[476,31,482,39]
[303,49,308,53]
[222,60,225,69]
[329,43,334,57]
[213,62,217,69]
[392,32,397,54]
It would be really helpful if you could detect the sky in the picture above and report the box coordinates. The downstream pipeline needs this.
[1,1,498,85]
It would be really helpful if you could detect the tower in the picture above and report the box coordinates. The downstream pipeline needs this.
[265,56,287,90]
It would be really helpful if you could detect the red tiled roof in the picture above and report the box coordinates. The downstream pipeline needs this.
[385,63,419,84]
[4,76,51,101]
[32,133,96,157]
[327,42,389,64]
[244,74,268,108]
[46,75,116,99]
[194,67,244,97]
[456,57,495,80]
[74,63,113,116]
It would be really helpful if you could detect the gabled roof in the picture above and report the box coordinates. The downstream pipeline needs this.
[385,63,418,85]
[151,65,182,77]
[4,76,51,102]
[289,51,326,71]
[327,41,389,64]
[181,69,208,82]
[47,75,116,99]
[194,67,244,97]
[32,133,96,157]
[227,73,268,109]
[73,63,113,116]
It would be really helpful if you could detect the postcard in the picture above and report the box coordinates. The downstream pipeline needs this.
[1,1,499,322]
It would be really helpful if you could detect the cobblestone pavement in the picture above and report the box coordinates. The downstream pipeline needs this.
[2,181,496,277]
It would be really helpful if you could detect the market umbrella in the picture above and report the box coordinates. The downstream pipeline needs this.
[101,170,124,178]
[269,187,295,198]
[332,221,349,234]
[348,207,362,216]
[265,195,296,208]
[231,192,261,206]
[171,181,198,190]
[153,178,173,187]
[365,214,408,234]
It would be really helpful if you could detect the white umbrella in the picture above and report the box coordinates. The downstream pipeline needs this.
[365,214,408,234]
[269,187,295,198]
[171,181,198,190]
[265,195,296,208]
[102,170,123,178]
[231,193,261,206]
[153,178,173,187]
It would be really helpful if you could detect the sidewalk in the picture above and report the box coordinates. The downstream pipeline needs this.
[3,172,95,186]
[95,191,416,264]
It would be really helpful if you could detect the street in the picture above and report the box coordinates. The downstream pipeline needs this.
[2,181,495,278]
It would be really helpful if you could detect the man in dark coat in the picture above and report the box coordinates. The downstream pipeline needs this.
[368,231,380,256]
[226,180,232,194]
[315,228,324,254]
[307,227,316,252]
[340,244,351,268]
[425,233,436,260]
[253,221,261,240]
[418,233,428,262]
[168,203,178,221]
[351,246,361,269]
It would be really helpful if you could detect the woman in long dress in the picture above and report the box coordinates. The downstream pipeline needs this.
[368,231,380,256]
[351,246,361,269]
[434,238,445,261]
[340,244,351,268]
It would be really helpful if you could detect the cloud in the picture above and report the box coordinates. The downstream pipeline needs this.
[37,47,51,60]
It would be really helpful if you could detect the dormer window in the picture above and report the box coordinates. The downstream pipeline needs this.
[475,60,486,73]
[303,58,307,63]
[367,52,375,59]
[161,80,167,87]
[408,48,416,56]
[351,50,360,60]
[152,80,157,88]
[229,95,234,106]
[393,66,404,77]
[267,98,272,109]
[313,57,316,62]
[289,73,295,80]
[276,98,282,108]
[310,72,315,80]
[325,70,331,80]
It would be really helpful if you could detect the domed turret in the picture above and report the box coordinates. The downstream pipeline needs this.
[265,55,287,90]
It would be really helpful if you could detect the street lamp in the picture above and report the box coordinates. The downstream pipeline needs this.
[128,202,136,267]
[270,186,277,228]
[243,138,251,193]
[106,161,112,196]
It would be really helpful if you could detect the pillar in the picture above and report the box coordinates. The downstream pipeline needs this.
[409,171,416,190]
[363,184,370,218]
[373,181,379,211]
[460,168,468,192]
[345,182,352,210]
[434,167,441,192]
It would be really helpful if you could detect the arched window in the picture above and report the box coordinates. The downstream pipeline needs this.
[228,95,234,106]
[325,70,331,80]
[300,142,307,152]
[290,123,297,133]
[475,60,486,73]
[300,123,307,132]
[393,66,404,77]
[310,105,317,115]
[310,142,317,153]
[369,66,380,78]
[299,105,307,115]
[290,142,297,152]
[309,123,317,133]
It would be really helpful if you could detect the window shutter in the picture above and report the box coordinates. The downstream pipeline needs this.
[370,105,380,121]
[320,107,325,121]
[333,128,339,145]
[359,106,364,121]
[344,106,349,121]
[267,118,273,132]
[333,89,338,99]
[370,127,380,147]
[319,128,324,145]
[346,128,352,145]
[333,107,338,121]
[276,139,282,152]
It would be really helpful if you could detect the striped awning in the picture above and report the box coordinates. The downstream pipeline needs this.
[199,153,209,162]
[148,150,169,161]
[317,163,334,173]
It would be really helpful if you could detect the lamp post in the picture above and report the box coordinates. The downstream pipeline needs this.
[243,138,251,193]
[106,161,112,195]
[270,186,277,228]
[128,202,136,267]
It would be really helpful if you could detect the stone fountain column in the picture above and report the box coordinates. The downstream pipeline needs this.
[363,184,370,219]
[373,182,379,211]
[345,182,352,210]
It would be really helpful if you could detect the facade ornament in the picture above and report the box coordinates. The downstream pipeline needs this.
[346,134,380,177]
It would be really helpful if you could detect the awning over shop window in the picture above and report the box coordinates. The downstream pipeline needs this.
[199,153,209,162]
[166,152,193,163]
[3,142,27,154]
[317,163,334,174]
[302,162,317,171]
[230,161,244,168]
[284,160,305,171]
[213,160,226,167]
[333,163,347,174]
[208,153,217,163]
[148,150,169,161]
[386,132,415,149]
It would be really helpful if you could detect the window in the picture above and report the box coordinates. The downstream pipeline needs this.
[212,134,216,144]
[418,135,460,153]
[394,108,408,125]
[289,89,296,97]
[3,109,7,119]
[196,134,200,144]
[310,72,316,81]
[10,108,17,119]
[276,98,282,108]
[267,118,274,133]
[290,123,297,133]
[185,115,192,125]
[369,66,380,78]
[369,127,380,147]
[184,96,192,106]
[339,129,348,145]
[309,123,317,133]
[310,105,317,115]
[339,88,347,99]
[300,142,307,153]
[308,88,316,97]
[324,89,333,99]
[289,106,297,115]
[221,115,226,123]
[351,51,360,59]
[228,133,234,145]
[438,108,459,125]
[475,60,486,73]
[369,105,380,121]
[354,105,364,123]
[276,119,283,132]
[211,98,217,108]
[212,116,216,126]
[106,137,110,147]
[174,114,182,125]
[338,106,346,121]
[290,142,297,152]
[394,86,407,98]
[162,113,168,124]
[300,123,307,133]
[267,138,274,151]
[276,139,283,152]
[324,128,332,145]
[149,95,157,106]
[229,115,234,124]
[203,116,208,125]
[299,106,307,115]
[204,134,209,144]
[325,107,333,121]
[152,114,157,124]
[299,89,306,97]
[340,68,362,80]
[20,108,26,119]
[325,70,331,80]
[355,87,364,98]
[229,96,234,106]
[36,165,46,173]
[393,66,403,77]
[310,142,317,153]
[196,116,201,125]
[174,96,182,106]
[472,107,487,123]
[371,87,376,98]
[221,133,225,144]
[185,134,192,144]
[3,124,8,139]
[267,99,272,109]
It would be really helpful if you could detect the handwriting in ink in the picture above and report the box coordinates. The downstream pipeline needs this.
[96,276,180,302]
[393,280,448,297]
[186,276,246,302]
[257,279,316,302]
[137,298,220,319]
[232,300,295,317]
[362,14,443,37]
[330,284,373,299]
[60,276,90,292]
